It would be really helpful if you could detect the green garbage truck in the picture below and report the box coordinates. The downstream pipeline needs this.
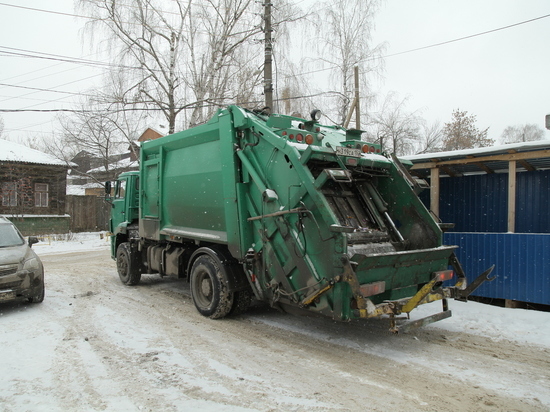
[107,105,493,332]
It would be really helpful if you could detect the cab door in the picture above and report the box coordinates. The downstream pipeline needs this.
[110,178,128,235]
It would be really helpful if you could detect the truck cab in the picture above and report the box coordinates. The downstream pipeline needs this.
[107,171,140,258]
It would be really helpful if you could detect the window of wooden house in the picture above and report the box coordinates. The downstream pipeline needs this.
[1,182,17,206]
[35,183,49,207]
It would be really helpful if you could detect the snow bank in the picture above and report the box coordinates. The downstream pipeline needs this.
[31,231,111,255]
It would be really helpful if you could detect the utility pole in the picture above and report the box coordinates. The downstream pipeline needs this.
[263,1,273,111]
[354,65,361,130]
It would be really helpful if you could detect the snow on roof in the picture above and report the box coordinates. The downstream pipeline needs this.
[87,156,138,173]
[66,182,104,195]
[0,139,70,167]
[404,139,550,162]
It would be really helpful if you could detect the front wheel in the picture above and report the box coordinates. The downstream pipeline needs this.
[190,254,233,319]
[28,277,45,303]
[117,242,141,285]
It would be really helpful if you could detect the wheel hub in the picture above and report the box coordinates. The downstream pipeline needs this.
[200,278,212,298]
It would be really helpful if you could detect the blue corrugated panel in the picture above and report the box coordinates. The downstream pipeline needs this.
[440,174,508,232]
[445,232,550,305]
[420,170,550,233]
[516,170,550,233]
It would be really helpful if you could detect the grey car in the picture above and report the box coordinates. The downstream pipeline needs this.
[0,216,44,303]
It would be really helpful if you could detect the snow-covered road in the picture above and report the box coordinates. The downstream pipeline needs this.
[0,239,549,411]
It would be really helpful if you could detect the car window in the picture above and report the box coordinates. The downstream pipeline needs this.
[0,223,25,247]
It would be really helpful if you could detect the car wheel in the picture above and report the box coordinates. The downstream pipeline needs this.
[28,277,45,303]
[190,254,233,319]
[117,242,141,285]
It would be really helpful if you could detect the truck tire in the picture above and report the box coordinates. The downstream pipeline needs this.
[190,254,233,319]
[117,242,141,286]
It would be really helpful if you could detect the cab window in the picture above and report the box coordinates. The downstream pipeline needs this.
[115,179,127,199]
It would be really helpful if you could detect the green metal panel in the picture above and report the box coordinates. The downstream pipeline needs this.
[129,105,467,322]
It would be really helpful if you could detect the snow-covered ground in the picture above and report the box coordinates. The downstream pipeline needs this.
[31,232,550,349]
[1,233,547,411]
[31,231,111,255]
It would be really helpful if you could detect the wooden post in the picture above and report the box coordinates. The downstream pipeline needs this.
[343,66,361,129]
[508,160,516,233]
[430,167,440,218]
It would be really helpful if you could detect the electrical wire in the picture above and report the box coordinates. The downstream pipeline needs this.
[0,46,141,70]
[284,12,550,79]
[0,83,95,98]
[0,90,347,114]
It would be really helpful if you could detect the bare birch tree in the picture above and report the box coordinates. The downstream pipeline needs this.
[318,0,385,125]
[371,93,421,156]
[77,0,287,131]
[416,120,443,154]
[500,123,546,144]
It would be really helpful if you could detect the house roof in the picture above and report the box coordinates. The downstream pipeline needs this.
[404,140,550,177]
[0,139,70,167]
[87,156,138,173]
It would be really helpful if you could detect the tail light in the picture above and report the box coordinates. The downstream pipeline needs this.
[362,144,370,153]
[296,133,304,142]
[434,270,454,282]
[305,134,314,145]
[360,281,386,297]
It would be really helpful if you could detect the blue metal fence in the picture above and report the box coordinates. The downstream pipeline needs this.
[419,170,550,233]
[445,232,550,305]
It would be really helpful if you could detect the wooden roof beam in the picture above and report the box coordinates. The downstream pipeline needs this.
[518,159,536,171]
[507,149,536,171]
[440,165,462,177]
[465,155,494,174]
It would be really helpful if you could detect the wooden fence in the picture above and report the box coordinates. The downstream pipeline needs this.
[66,195,110,232]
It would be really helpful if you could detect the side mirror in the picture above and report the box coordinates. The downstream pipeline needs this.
[28,236,39,247]
[104,181,112,202]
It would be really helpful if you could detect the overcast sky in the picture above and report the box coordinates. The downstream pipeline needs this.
[371,0,550,142]
[0,0,549,144]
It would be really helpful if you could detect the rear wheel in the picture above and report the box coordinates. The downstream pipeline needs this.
[190,253,233,319]
[117,242,141,285]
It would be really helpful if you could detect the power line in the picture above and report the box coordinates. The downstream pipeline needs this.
[0,83,94,97]
[383,13,550,59]
[284,12,550,79]
[0,46,140,70]
[0,91,342,114]
[0,1,90,19]
[0,1,259,35]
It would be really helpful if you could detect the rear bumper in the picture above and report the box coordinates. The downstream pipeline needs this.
[353,265,496,331]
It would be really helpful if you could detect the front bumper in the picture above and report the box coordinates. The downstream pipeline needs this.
[0,267,43,302]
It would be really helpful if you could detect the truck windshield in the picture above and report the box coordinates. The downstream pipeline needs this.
[0,223,25,248]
